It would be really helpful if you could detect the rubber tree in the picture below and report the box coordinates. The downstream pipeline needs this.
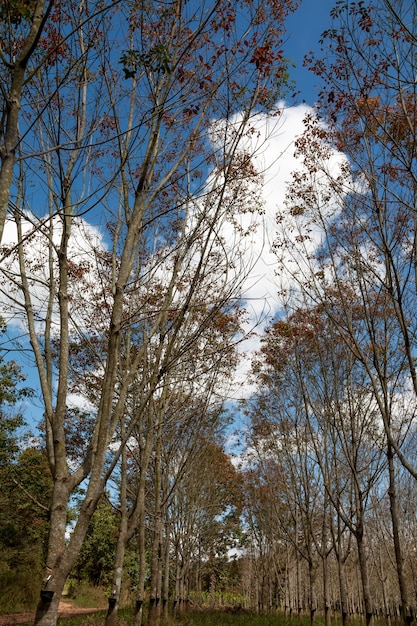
[271,2,417,621]
[0,0,299,624]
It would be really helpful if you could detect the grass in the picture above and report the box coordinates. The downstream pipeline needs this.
[1,594,407,626]
[48,611,315,626]
[48,611,405,626]
[167,610,312,625]
[65,581,108,608]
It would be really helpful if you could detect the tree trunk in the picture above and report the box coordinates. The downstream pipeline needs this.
[106,428,128,626]
[387,443,412,626]
[337,546,349,626]
[210,566,216,608]
[356,524,374,626]
[133,474,147,626]
[322,550,331,626]
[148,422,163,626]
[308,558,316,626]
[162,518,170,620]
[106,519,127,626]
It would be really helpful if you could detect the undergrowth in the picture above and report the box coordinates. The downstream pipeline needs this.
[0,566,42,612]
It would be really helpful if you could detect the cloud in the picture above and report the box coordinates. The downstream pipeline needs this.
[221,102,349,398]
[0,214,108,333]
[0,103,348,406]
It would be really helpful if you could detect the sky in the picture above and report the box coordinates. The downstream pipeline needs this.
[227,0,343,398]
[283,0,336,105]
[222,0,343,448]
[1,0,342,432]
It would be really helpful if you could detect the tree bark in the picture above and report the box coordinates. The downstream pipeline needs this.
[356,522,374,626]
[148,421,163,626]
[106,421,128,626]
[0,1,53,243]
[387,443,412,626]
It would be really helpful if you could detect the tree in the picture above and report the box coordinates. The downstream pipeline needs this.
[245,303,390,625]
[0,1,299,624]
[271,2,417,623]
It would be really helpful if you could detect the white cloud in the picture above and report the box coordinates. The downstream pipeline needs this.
[220,103,349,398]
[0,103,348,405]
[0,213,109,333]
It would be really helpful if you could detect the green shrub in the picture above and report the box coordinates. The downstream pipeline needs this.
[65,581,108,608]
[0,564,42,612]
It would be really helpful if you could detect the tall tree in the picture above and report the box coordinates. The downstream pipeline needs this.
[271,3,417,624]
[0,0,123,243]
[0,1,298,625]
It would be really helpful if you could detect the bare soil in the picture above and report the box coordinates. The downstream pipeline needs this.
[0,600,105,625]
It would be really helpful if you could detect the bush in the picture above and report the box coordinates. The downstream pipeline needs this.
[0,564,42,612]
[65,581,108,608]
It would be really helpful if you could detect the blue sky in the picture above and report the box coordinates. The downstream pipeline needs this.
[283,0,335,104]
[4,0,340,435]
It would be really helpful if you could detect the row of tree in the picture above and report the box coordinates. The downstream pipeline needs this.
[2,1,417,626]
[242,1,417,625]
[0,1,296,625]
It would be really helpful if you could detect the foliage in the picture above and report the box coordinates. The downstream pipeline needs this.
[0,0,36,25]
[71,497,120,588]
[0,322,34,466]
[0,320,52,613]
[0,567,42,613]
[65,581,109,609]
[0,447,53,612]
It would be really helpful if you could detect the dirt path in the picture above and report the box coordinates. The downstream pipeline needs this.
[0,600,105,625]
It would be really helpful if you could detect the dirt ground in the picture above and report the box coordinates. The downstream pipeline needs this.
[0,600,105,625]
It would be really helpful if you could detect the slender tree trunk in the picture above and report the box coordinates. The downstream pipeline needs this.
[106,422,128,626]
[133,473,147,626]
[162,518,170,620]
[387,443,412,626]
[356,524,374,626]
[148,422,163,626]
[295,517,302,618]
[322,550,331,626]
[106,511,128,626]
[210,562,216,608]
[308,558,316,626]
[337,546,349,626]
[377,547,391,626]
